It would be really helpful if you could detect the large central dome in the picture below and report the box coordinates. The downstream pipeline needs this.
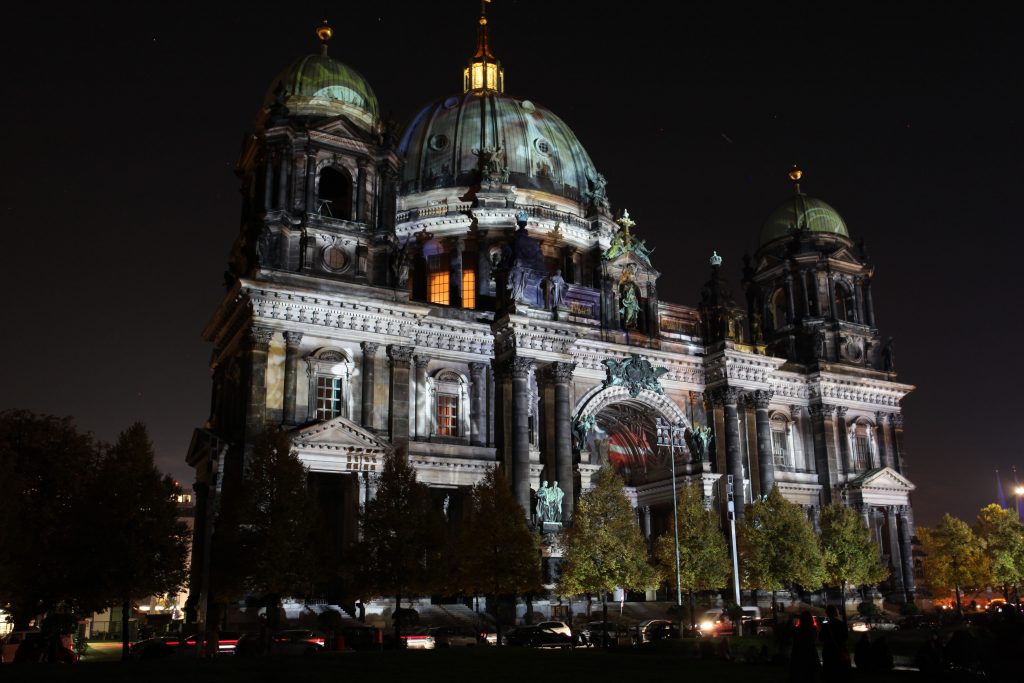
[398,91,601,204]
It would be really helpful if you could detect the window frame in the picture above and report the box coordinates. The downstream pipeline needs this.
[305,348,354,423]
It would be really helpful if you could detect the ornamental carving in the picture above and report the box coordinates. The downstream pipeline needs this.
[835,406,849,419]
[875,411,889,424]
[248,326,273,349]
[284,331,303,348]
[386,344,414,364]
[750,389,775,410]
[469,362,487,378]
[808,403,836,419]
[602,353,668,398]
[414,355,431,369]
[571,415,596,450]
[710,386,743,407]
[546,361,576,384]
[360,341,379,356]
[511,356,535,379]
[892,414,904,428]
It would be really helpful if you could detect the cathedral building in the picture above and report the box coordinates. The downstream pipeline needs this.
[187,12,917,614]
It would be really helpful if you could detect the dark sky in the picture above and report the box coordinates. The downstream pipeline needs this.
[3,2,1021,527]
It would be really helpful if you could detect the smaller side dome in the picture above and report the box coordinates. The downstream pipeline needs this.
[760,194,849,247]
[262,53,379,131]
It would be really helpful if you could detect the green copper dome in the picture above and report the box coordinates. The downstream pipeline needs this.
[760,194,849,247]
[263,52,379,131]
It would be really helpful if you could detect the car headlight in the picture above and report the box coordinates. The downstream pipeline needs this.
[700,621,714,631]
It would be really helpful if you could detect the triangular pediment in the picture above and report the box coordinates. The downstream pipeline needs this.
[848,467,915,492]
[827,246,864,266]
[607,251,661,278]
[292,416,390,452]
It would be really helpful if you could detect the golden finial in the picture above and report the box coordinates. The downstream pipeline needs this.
[788,165,803,182]
[316,19,333,44]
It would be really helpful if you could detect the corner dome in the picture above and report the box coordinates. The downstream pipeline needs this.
[397,91,602,205]
[760,194,849,247]
[262,52,379,131]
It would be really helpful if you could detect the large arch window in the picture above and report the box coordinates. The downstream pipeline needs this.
[428,369,470,441]
[849,419,874,470]
[305,348,353,422]
[769,288,787,330]
[834,281,856,322]
[770,413,792,468]
[317,167,353,220]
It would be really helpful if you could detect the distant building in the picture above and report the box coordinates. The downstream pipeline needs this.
[187,11,917,616]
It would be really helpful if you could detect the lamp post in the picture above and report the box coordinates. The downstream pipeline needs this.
[656,419,684,610]
[727,474,742,636]
[1015,485,1024,519]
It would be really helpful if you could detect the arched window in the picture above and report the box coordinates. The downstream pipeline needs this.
[317,167,353,220]
[429,369,470,441]
[770,414,792,468]
[834,281,856,322]
[769,288,787,330]
[849,419,874,470]
[305,348,353,421]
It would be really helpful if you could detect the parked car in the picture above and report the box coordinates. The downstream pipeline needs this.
[428,626,478,648]
[635,619,680,644]
[2,631,77,664]
[534,621,572,638]
[698,607,762,637]
[130,636,185,660]
[400,627,436,650]
[181,631,242,655]
[581,621,633,647]
[504,625,573,649]
[849,615,898,633]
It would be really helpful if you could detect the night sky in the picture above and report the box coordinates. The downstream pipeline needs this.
[3,2,1021,527]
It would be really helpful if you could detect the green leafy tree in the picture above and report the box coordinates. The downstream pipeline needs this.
[739,486,825,613]
[94,422,191,660]
[0,411,105,627]
[457,467,541,643]
[976,504,1024,600]
[355,447,444,640]
[653,483,730,628]
[818,503,888,620]
[919,514,988,616]
[236,428,318,645]
[558,467,659,641]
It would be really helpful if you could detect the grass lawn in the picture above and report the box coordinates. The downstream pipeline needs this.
[1,644,919,683]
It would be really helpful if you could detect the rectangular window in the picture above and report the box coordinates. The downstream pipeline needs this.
[771,429,788,467]
[854,435,870,469]
[437,394,459,437]
[462,270,476,309]
[427,254,450,305]
[315,375,343,420]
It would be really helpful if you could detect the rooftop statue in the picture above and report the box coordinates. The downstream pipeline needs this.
[603,209,653,266]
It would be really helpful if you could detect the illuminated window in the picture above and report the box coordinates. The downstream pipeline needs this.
[462,270,476,309]
[472,63,483,90]
[770,415,791,468]
[316,375,343,420]
[853,423,871,469]
[437,394,459,437]
[429,271,450,305]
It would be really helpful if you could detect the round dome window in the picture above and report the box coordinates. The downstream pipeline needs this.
[521,100,536,112]
[429,134,450,151]
[534,138,553,155]
[322,245,348,272]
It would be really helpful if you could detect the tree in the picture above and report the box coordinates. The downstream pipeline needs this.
[0,410,105,627]
[976,504,1024,600]
[355,447,443,641]
[236,429,318,647]
[739,486,825,613]
[919,514,988,616]
[457,467,541,643]
[94,423,191,660]
[818,503,888,620]
[653,483,730,628]
[558,467,659,644]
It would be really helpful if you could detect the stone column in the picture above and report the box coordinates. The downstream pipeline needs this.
[898,506,916,601]
[550,361,576,521]
[784,274,796,322]
[476,230,491,301]
[360,342,378,429]
[801,270,813,317]
[890,414,906,474]
[277,153,290,210]
[450,239,464,309]
[864,279,876,327]
[469,362,487,446]
[853,277,864,324]
[414,355,430,439]
[874,412,893,469]
[715,387,745,515]
[511,357,535,518]
[835,406,851,474]
[751,389,775,496]
[886,506,906,596]
[808,403,837,503]
[263,154,274,212]
[283,331,303,424]
[386,345,414,450]
[355,160,367,222]
[304,149,317,213]
[246,326,273,439]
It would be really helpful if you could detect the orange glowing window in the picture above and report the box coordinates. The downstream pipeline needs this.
[437,394,459,437]
[429,271,450,305]
[462,270,476,309]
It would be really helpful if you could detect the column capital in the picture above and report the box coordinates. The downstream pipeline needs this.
[469,361,487,378]
[545,361,576,384]
[414,354,431,370]
[875,410,890,425]
[248,326,273,351]
[711,386,743,407]
[510,356,535,380]
[361,341,379,356]
[808,403,836,419]
[835,405,849,419]
[386,344,414,366]
[750,389,774,410]
[892,413,905,428]
[789,404,802,420]
[284,330,303,349]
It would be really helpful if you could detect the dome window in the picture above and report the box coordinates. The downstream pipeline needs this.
[534,138,553,156]
[429,134,450,151]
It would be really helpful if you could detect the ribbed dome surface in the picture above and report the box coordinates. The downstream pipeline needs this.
[760,194,849,246]
[398,91,601,204]
[263,52,378,130]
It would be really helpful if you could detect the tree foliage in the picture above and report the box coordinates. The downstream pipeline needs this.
[739,486,825,592]
[818,502,888,590]
[975,504,1024,594]
[653,483,730,594]
[558,467,659,598]
[355,447,444,604]
[237,429,318,603]
[457,467,540,598]
[919,514,988,612]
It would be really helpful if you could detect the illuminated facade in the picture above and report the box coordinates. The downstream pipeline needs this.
[187,11,918,614]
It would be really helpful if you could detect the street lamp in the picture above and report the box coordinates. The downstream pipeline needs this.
[727,474,742,636]
[656,419,684,610]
